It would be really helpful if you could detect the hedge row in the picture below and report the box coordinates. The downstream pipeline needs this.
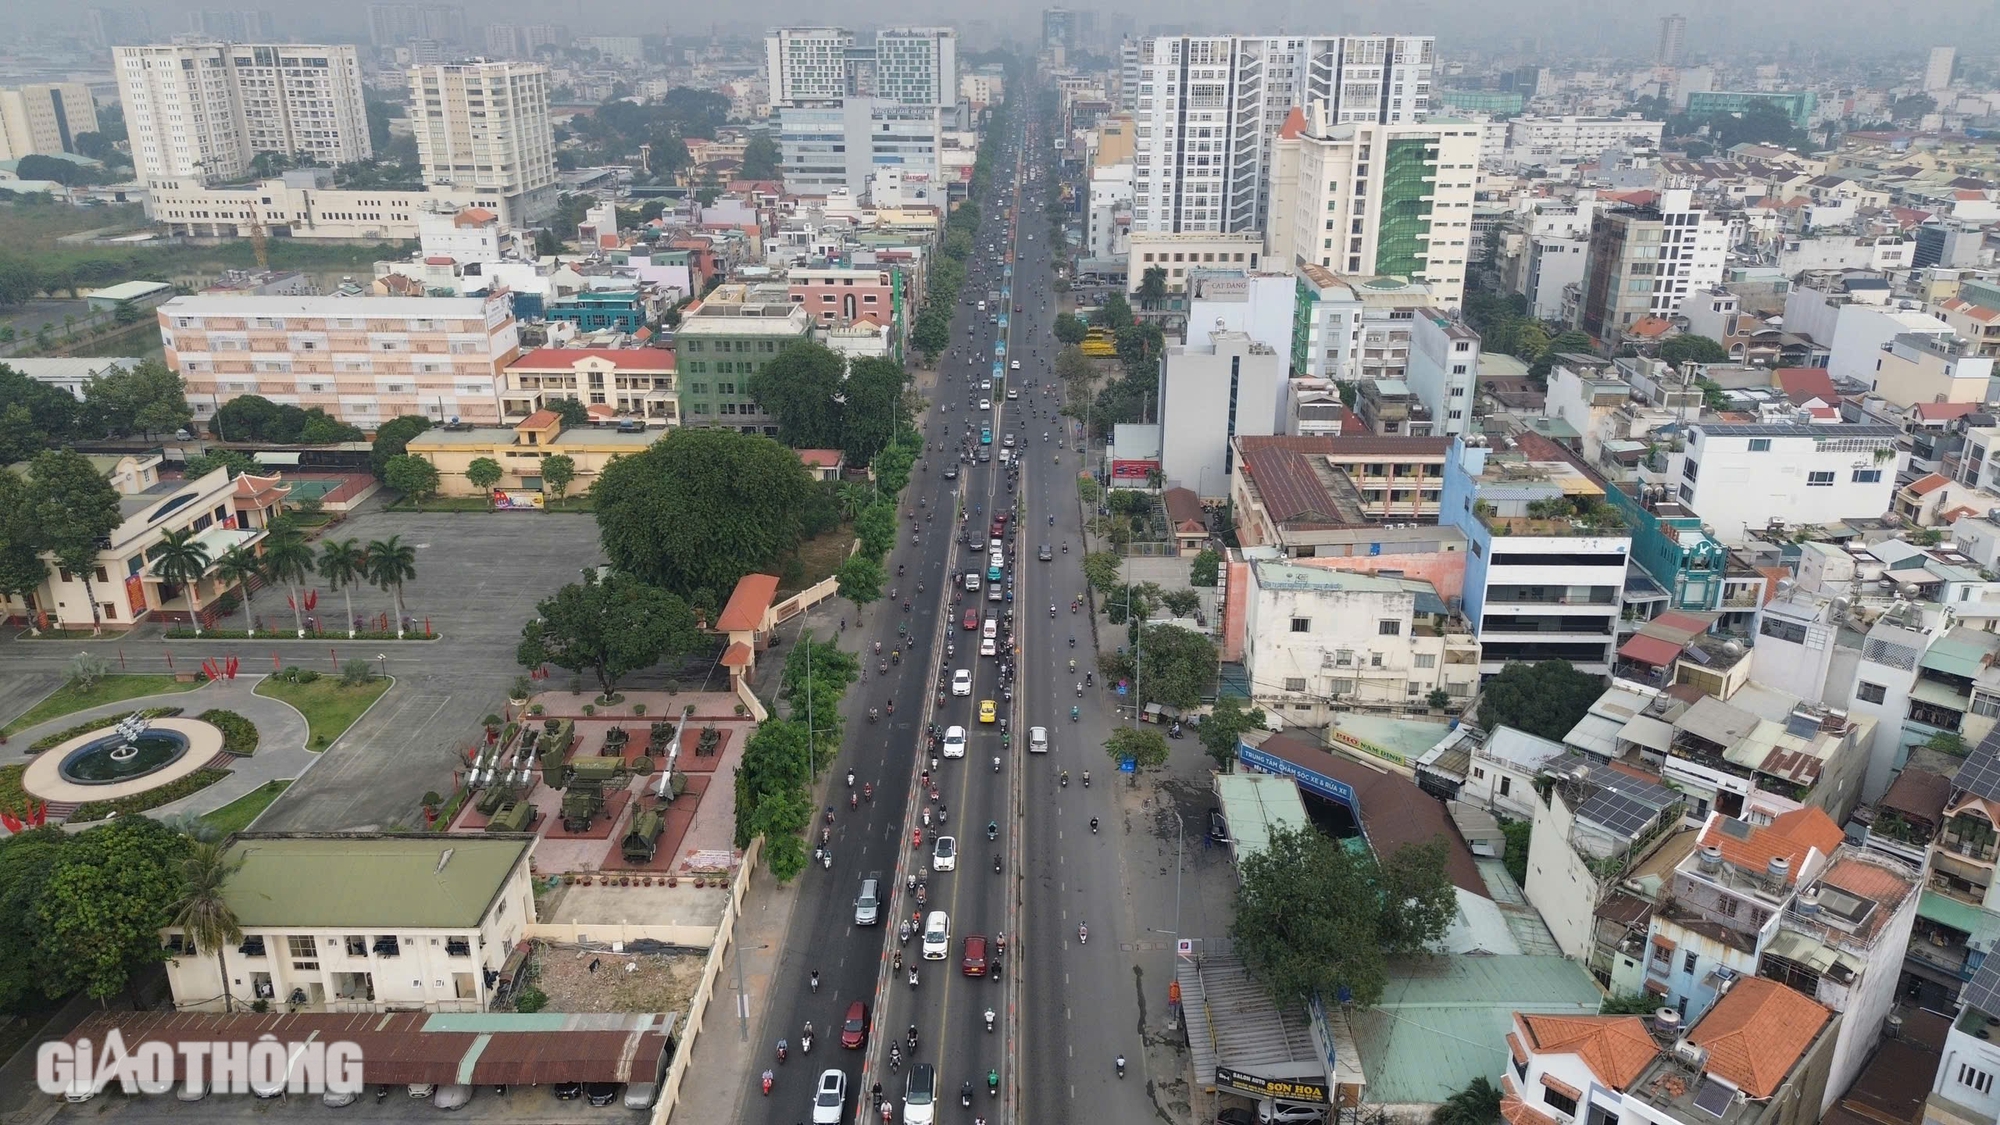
[69,769,231,823]
[199,709,260,756]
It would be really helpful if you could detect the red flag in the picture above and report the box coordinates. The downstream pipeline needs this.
[2,811,21,833]
[226,656,240,678]
[305,590,318,611]
[28,802,45,826]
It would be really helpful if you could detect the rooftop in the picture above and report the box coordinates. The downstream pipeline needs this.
[510,346,676,371]
[1214,773,1310,862]
[217,834,531,929]
[1516,1013,1657,1091]
[159,294,495,317]
[1691,807,1844,887]
[1685,976,1833,1098]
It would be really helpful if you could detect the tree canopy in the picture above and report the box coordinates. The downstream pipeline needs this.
[1199,696,1268,769]
[1660,333,1729,368]
[1101,622,1216,710]
[741,134,780,180]
[593,428,816,600]
[1476,660,1604,741]
[210,394,363,443]
[82,360,192,438]
[34,817,191,1001]
[370,414,433,477]
[1232,824,1456,1007]
[517,571,702,697]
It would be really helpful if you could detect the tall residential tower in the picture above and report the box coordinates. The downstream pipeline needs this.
[410,60,557,224]
[113,42,370,182]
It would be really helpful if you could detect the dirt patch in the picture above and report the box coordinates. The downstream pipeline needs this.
[526,941,705,1013]
[786,527,855,595]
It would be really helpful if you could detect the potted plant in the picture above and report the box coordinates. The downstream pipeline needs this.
[633,702,647,716]
[509,676,532,707]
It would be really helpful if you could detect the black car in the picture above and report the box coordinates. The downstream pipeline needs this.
[1209,809,1230,844]
[553,1082,583,1101]
[585,1083,623,1107]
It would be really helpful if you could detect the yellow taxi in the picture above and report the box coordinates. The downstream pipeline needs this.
[979,699,997,724]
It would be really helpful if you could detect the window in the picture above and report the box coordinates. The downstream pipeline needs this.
[373,935,401,957]
[239,935,266,957]
[1378,620,1402,636]
[288,934,319,971]
[1807,471,1835,487]
[445,938,472,957]
[1542,1087,1578,1116]
[1683,951,1698,974]
[1284,677,1308,692]
[1852,469,1881,483]
[1291,617,1311,633]
[1857,681,1887,704]
[1718,896,1739,918]
[1652,941,1671,964]
[1414,653,1437,669]
[345,935,367,957]
[1959,1064,1994,1096]
[1748,438,1771,452]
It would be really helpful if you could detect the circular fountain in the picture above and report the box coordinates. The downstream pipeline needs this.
[57,715,192,785]
[21,716,226,806]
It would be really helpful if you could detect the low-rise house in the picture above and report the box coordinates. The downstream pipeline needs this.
[161,834,536,1013]
[500,347,678,425]
[406,411,656,502]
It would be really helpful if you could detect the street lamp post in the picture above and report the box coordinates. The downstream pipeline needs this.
[376,653,387,680]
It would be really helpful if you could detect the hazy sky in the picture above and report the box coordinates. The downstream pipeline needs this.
[30,0,2000,59]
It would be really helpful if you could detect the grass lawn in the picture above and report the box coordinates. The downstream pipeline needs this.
[199,780,292,835]
[785,526,856,596]
[254,676,391,750]
[2,674,200,737]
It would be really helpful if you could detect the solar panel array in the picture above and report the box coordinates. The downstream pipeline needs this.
[1695,423,1902,438]
[1954,734,2000,802]
[1692,1077,1735,1118]
[1960,955,2000,1021]
[1579,789,1660,839]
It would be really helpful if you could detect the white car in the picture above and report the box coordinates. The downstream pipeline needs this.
[980,637,997,657]
[964,573,981,592]
[1009,360,1020,370]
[932,835,957,871]
[980,379,992,391]
[951,669,973,697]
[1259,1100,1330,1124]
[1002,434,1016,448]
[921,910,950,959]
[813,1070,847,1125]
[980,398,993,411]
[1029,726,1049,754]
[1007,388,1019,400]
[942,725,967,759]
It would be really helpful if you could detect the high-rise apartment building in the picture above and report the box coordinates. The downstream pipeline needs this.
[778,99,942,196]
[113,43,371,182]
[0,84,99,160]
[1655,14,1687,67]
[188,10,275,39]
[1574,188,1727,342]
[410,60,557,223]
[1925,46,1957,94]
[1263,105,1479,307]
[85,7,149,50]
[765,26,958,111]
[1042,8,1077,48]
[483,24,567,60]
[1129,34,1435,235]
[367,3,465,47]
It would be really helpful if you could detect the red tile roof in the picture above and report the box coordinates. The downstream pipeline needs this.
[1774,367,1838,404]
[1914,402,1983,423]
[1278,106,1308,140]
[720,641,753,668]
[1519,1015,1658,1091]
[796,449,843,468]
[716,573,781,633]
[510,347,676,372]
[1618,633,1686,667]
[1698,807,1843,885]
[1689,976,1832,1098]
[1240,445,1345,526]
[1627,316,1674,339]
[520,409,559,429]
[1501,1076,1561,1125]
[1906,473,1949,496]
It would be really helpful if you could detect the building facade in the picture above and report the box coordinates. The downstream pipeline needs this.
[410,60,556,224]
[145,175,512,238]
[1289,265,1437,383]
[1263,106,1480,307]
[114,42,370,182]
[673,283,814,433]
[1575,188,1728,342]
[1129,34,1435,234]
[1125,231,1263,296]
[778,99,942,198]
[0,83,98,160]
[160,293,518,428]
[1669,423,1901,544]
[1404,308,1480,436]
[1505,115,1665,166]
[1158,331,1286,499]
[499,347,676,423]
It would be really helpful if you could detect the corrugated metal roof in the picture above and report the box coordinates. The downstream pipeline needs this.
[1178,954,1319,1087]
[1241,445,1342,525]
[1215,773,1311,862]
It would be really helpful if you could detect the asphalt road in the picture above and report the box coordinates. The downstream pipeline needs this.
[746,93,1175,1125]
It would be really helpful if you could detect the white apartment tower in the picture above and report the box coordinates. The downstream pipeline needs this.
[1655,15,1687,67]
[765,26,958,111]
[410,60,557,224]
[1264,104,1480,307]
[114,43,370,182]
[1925,46,1957,94]
[0,84,99,160]
[1130,34,1435,235]
[874,28,958,110]
[766,28,855,107]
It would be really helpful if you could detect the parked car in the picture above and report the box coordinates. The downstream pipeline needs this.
[585,1083,622,1107]
[432,1085,473,1110]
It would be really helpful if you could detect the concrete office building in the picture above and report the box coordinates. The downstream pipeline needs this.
[1575,188,1728,342]
[766,26,957,111]
[673,283,816,433]
[1666,422,1902,544]
[159,293,519,429]
[1158,331,1286,499]
[1289,264,1438,384]
[1129,34,1435,234]
[1656,14,1687,67]
[1925,46,1957,94]
[778,99,942,197]
[146,173,514,238]
[0,84,98,160]
[1404,309,1480,437]
[1263,105,1480,307]
[1504,116,1665,167]
[410,60,556,224]
[114,43,370,182]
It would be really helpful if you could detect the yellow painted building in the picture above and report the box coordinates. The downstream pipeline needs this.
[405,412,657,502]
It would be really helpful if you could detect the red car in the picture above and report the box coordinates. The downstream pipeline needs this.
[961,935,988,977]
[963,607,980,630]
[841,999,869,1049]
[995,512,1010,528]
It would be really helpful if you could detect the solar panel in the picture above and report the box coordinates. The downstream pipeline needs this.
[1695,422,1901,438]
[1784,714,1820,740]
[1960,957,2000,1021]
[1954,734,2000,802]
[1579,790,1657,839]
[1693,1078,1735,1118]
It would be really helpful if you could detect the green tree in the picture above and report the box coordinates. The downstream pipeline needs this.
[749,341,848,450]
[182,448,257,479]
[26,449,120,632]
[1199,696,1268,770]
[517,571,701,698]
[383,454,441,509]
[1599,993,1661,1016]
[1233,824,1391,1006]
[1106,725,1171,772]
[150,527,214,634]
[0,828,66,1007]
[369,414,433,478]
[1082,550,1122,593]
[211,545,262,635]
[1659,333,1729,368]
[1053,313,1089,345]
[1477,660,1604,741]
[1093,291,1135,330]
[364,535,419,637]
[1529,330,1596,383]
[316,537,368,638]
[842,357,911,466]
[1056,345,1093,386]
[465,456,504,502]
[1189,547,1220,587]
[540,453,577,507]
[1431,1077,1503,1125]
[1376,838,1461,955]
[741,134,781,179]
[548,397,590,427]
[1136,266,1168,310]
[854,501,898,560]
[36,816,189,1002]
[733,718,813,877]
[83,359,192,438]
[835,553,885,618]
[912,307,952,362]
[169,841,244,1011]
[260,521,315,637]
[593,428,815,600]
[1115,623,1216,710]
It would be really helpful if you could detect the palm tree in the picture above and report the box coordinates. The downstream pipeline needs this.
[213,546,262,636]
[1431,1077,1502,1125]
[151,528,214,635]
[317,538,367,638]
[171,842,245,1013]
[835,482,870,521]
[365,536,418,638]
[261,524,316,637]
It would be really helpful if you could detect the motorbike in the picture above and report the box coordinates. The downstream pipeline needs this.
[1091,817,1099,834]
[993,854,1002,872]
[762,1071,774,1096]
[987,821,999,840]
[993,756,1002,773]
[1083,771,1091,787]
[985,1008,996,1032]
[1116,1056,1127,1079]
[1070,706,1079,722]
[801,1033,813,1055]
[961,1084,974,1109]
[908,967,919,987]
[899,920,912,945]
[1079,923,1088,945]
[821,850,832,869]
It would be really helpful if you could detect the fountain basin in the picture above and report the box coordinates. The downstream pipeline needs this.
[21,718,227,805]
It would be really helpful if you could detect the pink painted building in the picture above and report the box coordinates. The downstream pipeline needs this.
[160,293,520,430]
[787,267,898,330]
